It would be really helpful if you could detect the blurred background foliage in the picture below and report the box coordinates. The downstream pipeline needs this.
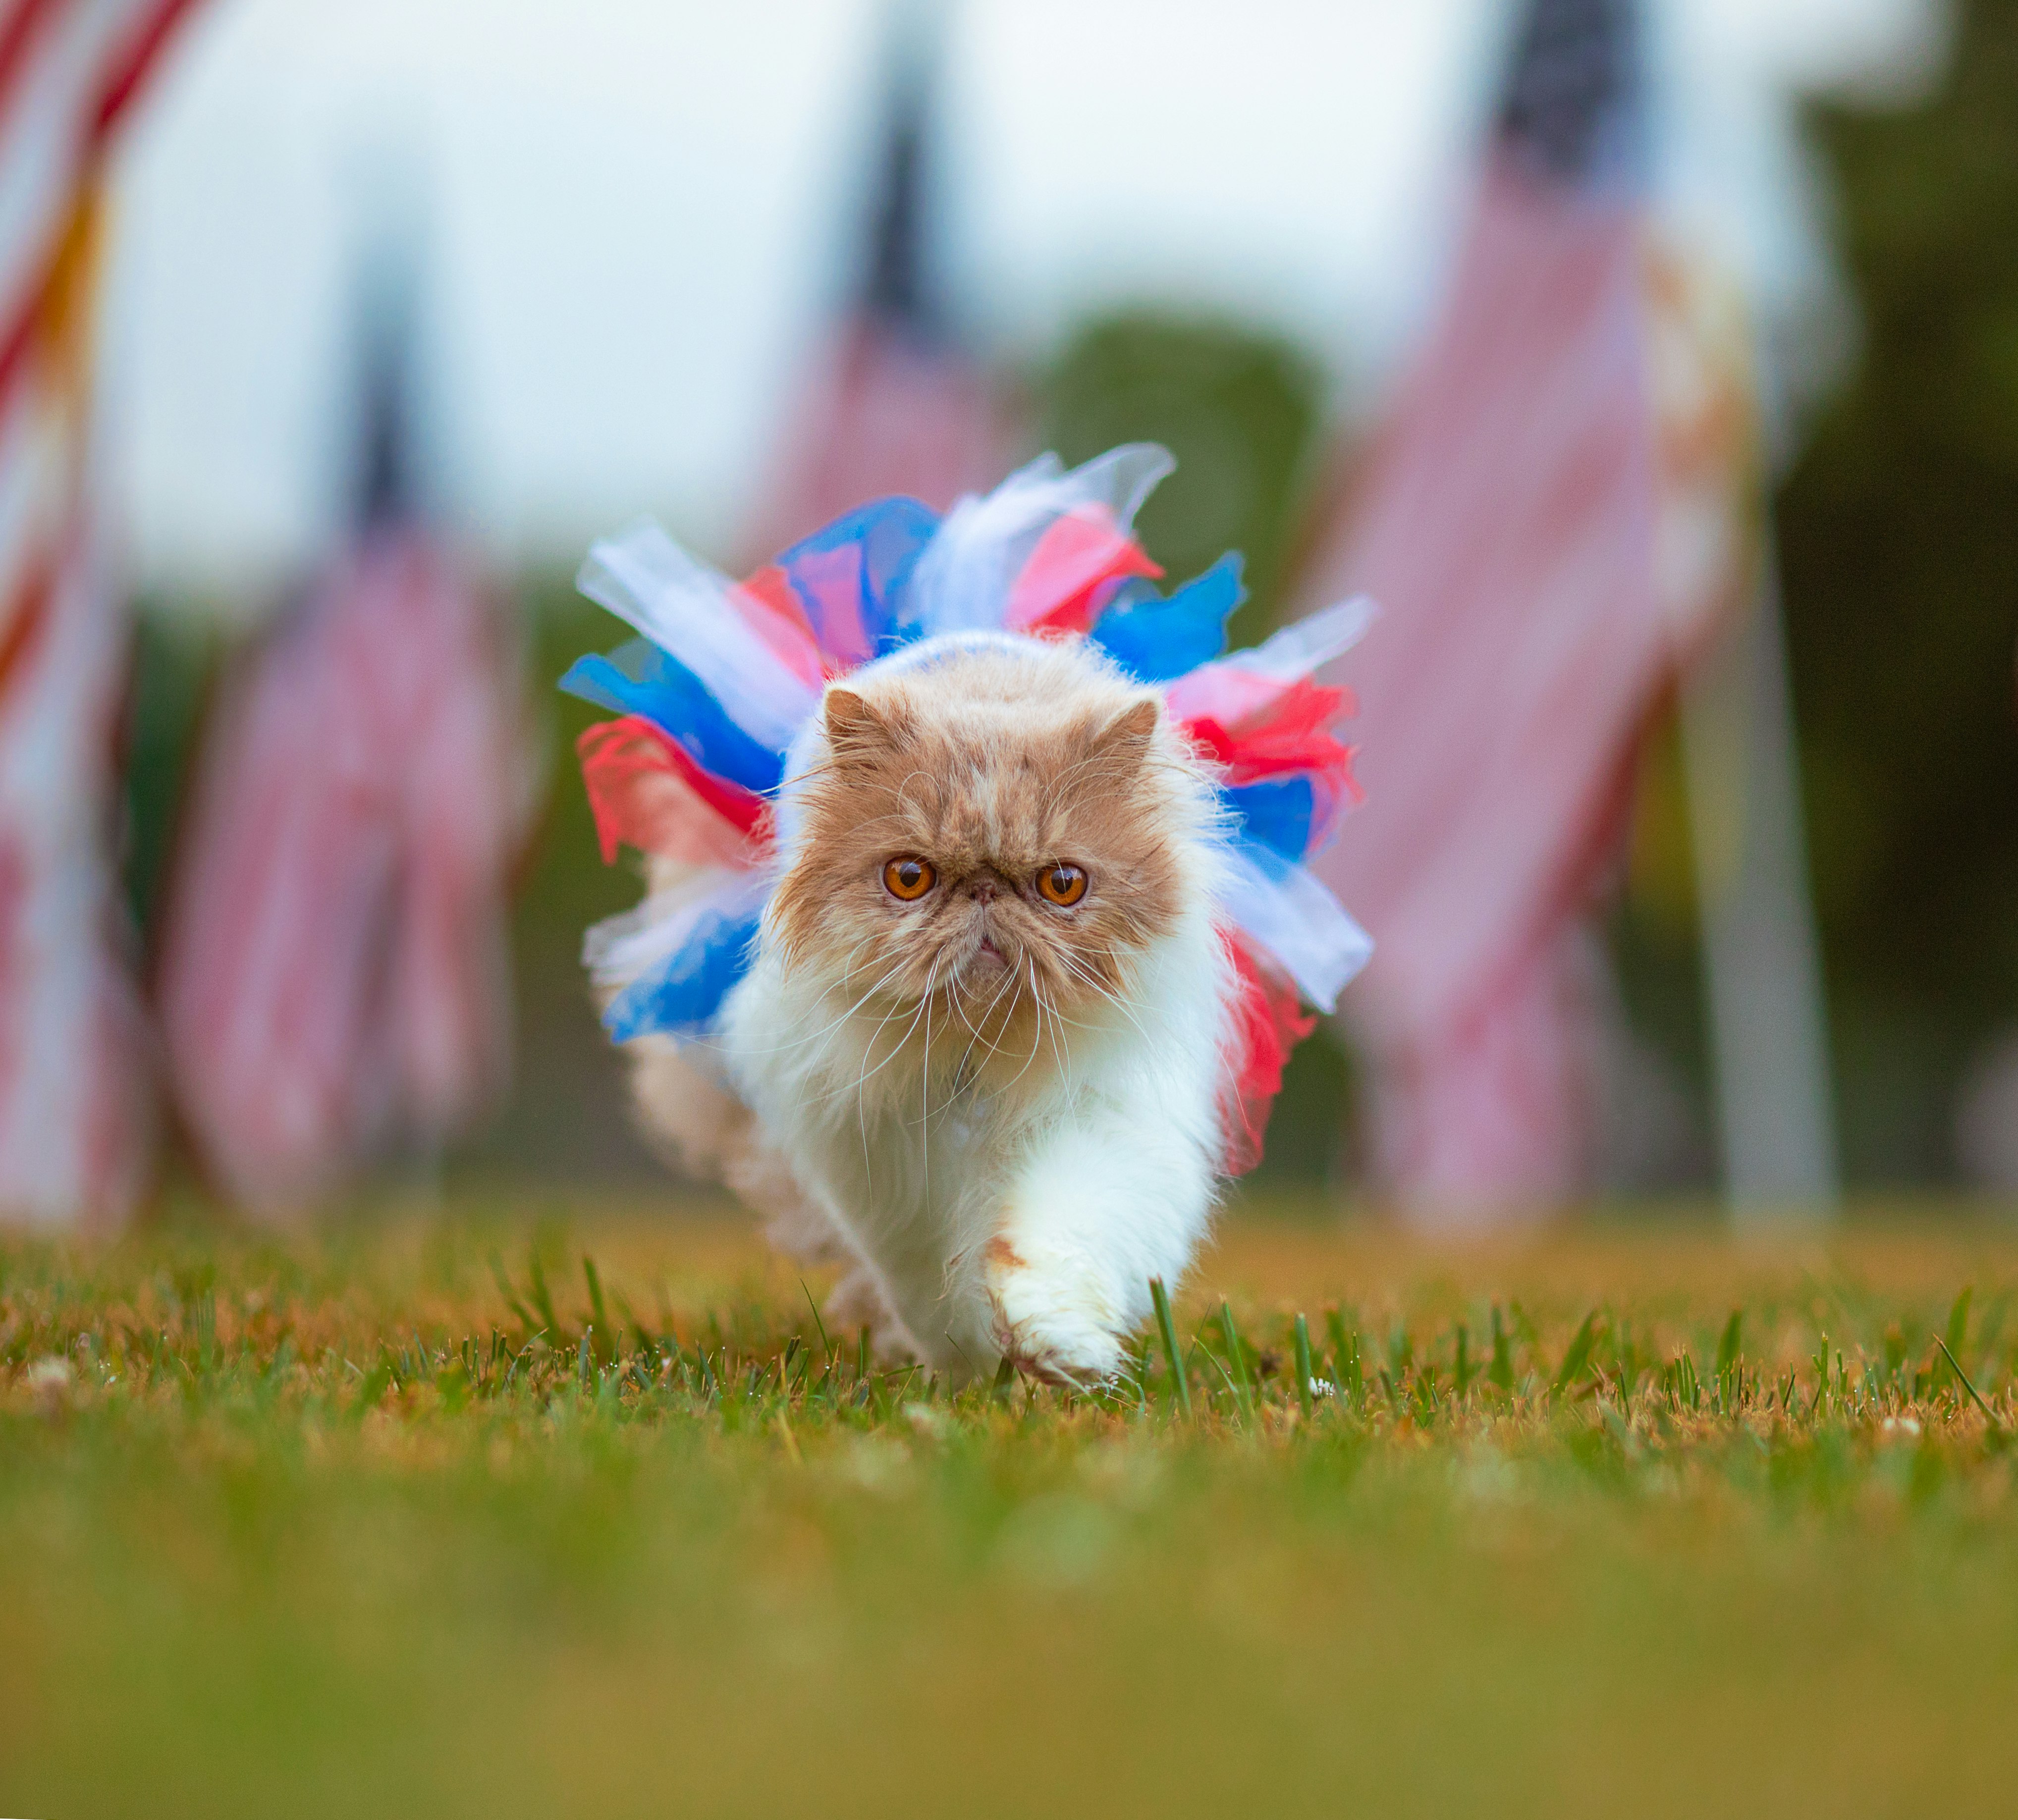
[120,0,2018,1193]
[1779,0,2018,1182]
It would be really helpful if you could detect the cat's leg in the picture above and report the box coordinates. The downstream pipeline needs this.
[715,959,962,1371]
[631,1033,858,1263]
[627,1036,743,1181]
[981,1094,1219,1384]
[825,1264,922,1364]
[636,1035,924,1360]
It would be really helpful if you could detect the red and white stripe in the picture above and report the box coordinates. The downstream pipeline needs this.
[0,0,204,1227]
[1305,155,1726,1224]
[0,0,199,417]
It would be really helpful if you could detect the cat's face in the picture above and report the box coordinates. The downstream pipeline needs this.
[770,642,1196,1053]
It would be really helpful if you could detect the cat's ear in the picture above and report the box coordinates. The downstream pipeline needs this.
[822,687,902,763]
[1088,697,1160,773]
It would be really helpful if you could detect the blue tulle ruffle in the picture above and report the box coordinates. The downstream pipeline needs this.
[1089,554,1243,684]
[601,905,764,1044]
[560,640,786,797]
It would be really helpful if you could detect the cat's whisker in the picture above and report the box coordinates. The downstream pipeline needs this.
[974,969,1025,1055]
[799,986,928,1115]
[845,974,941,1184]
[730,952,912,1059]
[992,956,1053,1100]
[947,979,990,1036]
[948,947,1021,1039]
[1052,949,1156,1048]
[788,940,1029,1101]
[818,987,935,1114]
[917,955,939,1188]
[609,939,892,1071]
[1036,974,1116,1035]
[949,950,1025,1083]
[944,965,987,1043]
[1034,975,1072,1082]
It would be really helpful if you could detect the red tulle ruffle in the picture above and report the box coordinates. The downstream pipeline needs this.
[577,716,772,868]
[1219,927,1317,1176]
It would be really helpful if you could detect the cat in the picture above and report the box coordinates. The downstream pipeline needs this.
[575,447,1369,1383]
[629,629,1236,1384]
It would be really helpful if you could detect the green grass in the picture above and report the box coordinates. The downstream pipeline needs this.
[5,1202,2018,1818]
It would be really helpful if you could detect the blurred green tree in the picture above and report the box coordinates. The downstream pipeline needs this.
[122,602,224,950]
[1032,311,1326,652]
[1778,0,2018,1179]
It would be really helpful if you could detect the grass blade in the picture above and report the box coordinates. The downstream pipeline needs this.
[487,1253,536,1334]
[1934,1337,2005,1434]
[583,1257,613,1364]
[1488,1305,1513,1391]
[1940,1287,1973,1386]
[610,1289,656,1362]
[1551,1311,1600,1399]
[800,1280,833,1368]
[1219,1302,1255,1420]
[1714,1308,1744,1377]
[526,1252,561,1341]
[1149,1278,1191,1421]
[1326,1308,1364,1401]
[1293,1313,1315,1420]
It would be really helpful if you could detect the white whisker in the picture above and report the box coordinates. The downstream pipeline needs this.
[1052,949,1154,1048]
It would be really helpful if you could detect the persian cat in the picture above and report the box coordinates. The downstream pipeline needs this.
[574,448,1366,1384]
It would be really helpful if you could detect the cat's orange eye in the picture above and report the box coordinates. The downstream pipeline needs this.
[1037,863,1088,907]
[882,856,937,902]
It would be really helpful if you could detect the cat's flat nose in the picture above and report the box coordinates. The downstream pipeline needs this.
[969,878,996,904]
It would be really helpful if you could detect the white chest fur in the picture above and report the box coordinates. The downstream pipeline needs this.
[719,906,1236,1380]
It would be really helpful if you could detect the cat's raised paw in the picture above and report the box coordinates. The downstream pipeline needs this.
[984,1237,1125,1386]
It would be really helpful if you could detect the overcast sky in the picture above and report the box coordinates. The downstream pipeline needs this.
[99,0,1945,603]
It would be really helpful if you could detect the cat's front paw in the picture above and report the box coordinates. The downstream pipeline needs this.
[983,1237,1126,1386]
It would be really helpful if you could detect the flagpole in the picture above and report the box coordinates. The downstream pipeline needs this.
[1680,532,1839,1225]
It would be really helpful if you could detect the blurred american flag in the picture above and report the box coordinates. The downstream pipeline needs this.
[0,0,204,1227]
[159,541,531,1215]
[1304,0,1742,1221]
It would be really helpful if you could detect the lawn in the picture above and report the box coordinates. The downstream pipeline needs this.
[4,1193,2018,1818]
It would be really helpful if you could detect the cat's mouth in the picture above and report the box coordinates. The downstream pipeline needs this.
[954,928,1015,984]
